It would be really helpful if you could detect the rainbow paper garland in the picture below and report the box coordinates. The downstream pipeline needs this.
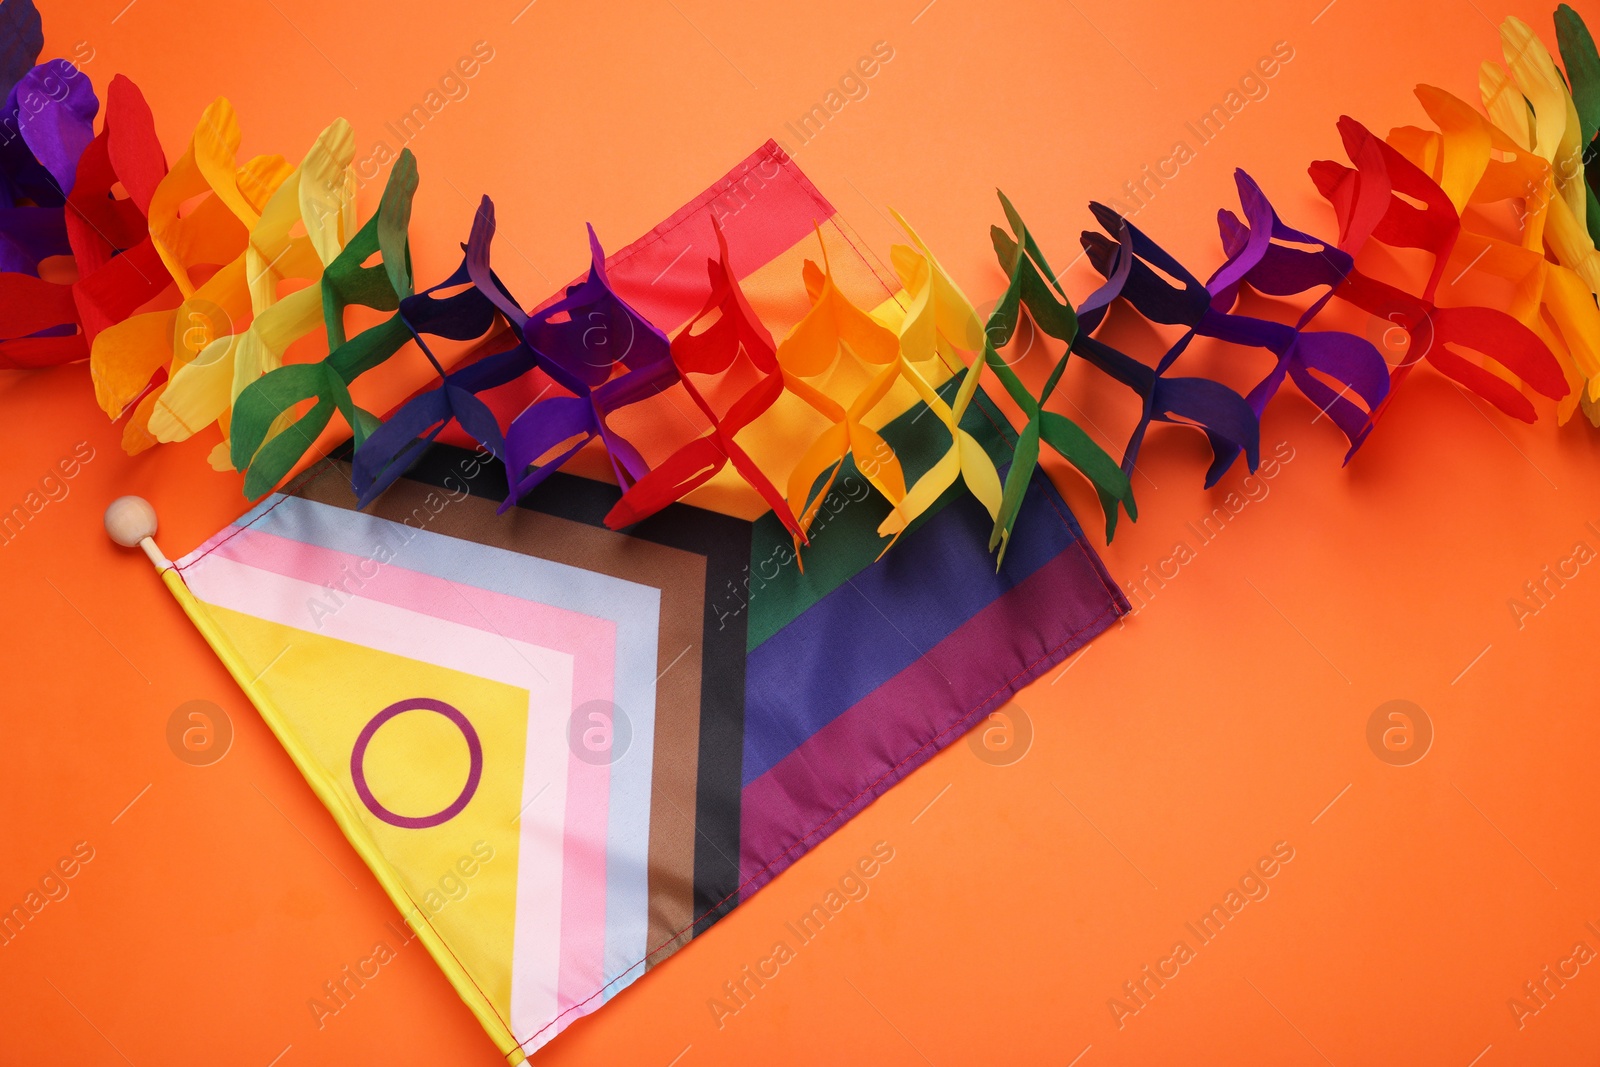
[3,0,1599,559]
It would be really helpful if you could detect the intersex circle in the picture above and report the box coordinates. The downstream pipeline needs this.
[351,698,483,828]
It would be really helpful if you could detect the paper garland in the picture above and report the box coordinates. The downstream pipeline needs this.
[3,0,1600,563]
[776,229,909,543]
[231,149,418,500]
[1210,171,1389,462]
[500,223,674,510]
[603,219,798,535]
[876,210,1002,546]
[1311,115,1571,423]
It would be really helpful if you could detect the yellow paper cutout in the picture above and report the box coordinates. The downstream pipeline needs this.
[875,211,1001,540]
[1498,17,1586,219]
[89,98,296,452]
[1390,85,1600,421]
[149,118,357,461]
[775,229,908,538]
[1479,61,1533,150]
[1481,18,1600,294]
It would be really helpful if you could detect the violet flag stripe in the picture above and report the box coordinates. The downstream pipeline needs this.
[739,541,1126,896]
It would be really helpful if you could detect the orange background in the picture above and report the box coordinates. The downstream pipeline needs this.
[5,0,1600,1063]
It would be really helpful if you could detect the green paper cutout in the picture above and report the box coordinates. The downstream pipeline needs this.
[321,149,418,345]
[981,190,1134,561]
[1555,4,1600,245]
[231,151,419,498]
[1557,5,1600,141]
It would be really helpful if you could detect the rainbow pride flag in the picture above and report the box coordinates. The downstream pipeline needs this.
[158,147,1126,1058]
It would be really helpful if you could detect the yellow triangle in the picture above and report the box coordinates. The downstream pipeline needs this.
[214,603,526,1023]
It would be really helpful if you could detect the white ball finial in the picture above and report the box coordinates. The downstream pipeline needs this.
[105,495,159,547]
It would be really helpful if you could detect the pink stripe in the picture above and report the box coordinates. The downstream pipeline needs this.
[595,139,840,329]
[207,525,618,1010]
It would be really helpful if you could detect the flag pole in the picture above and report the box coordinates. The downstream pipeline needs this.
[104,495,171,569]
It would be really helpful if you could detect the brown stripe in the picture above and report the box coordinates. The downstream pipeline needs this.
[299,463,705,963]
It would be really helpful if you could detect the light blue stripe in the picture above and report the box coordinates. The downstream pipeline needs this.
[246,494,660,996]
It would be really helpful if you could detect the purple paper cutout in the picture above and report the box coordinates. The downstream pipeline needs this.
[0,201,66,273]
[1208,170,1389,461]
[351,198,678,514]
[0,0,43,103]
[497,222,674,511]
[351,197,531,506]
[2,59,97,204]
[1076,172,1390,483]
[1074,206,1261,488]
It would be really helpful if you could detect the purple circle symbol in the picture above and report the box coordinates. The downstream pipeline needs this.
[351,698,483,829]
